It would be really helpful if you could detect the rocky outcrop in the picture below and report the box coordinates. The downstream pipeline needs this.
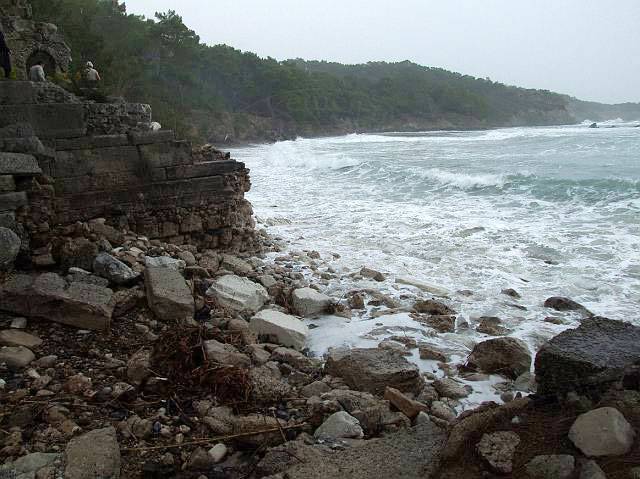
[535,317,640,396]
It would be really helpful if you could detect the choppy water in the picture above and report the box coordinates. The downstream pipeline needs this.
[232,120,640,408]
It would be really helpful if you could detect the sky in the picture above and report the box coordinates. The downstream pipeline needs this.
[128,0,640,104]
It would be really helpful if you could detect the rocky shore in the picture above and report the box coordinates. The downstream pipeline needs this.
[1,218,639,478]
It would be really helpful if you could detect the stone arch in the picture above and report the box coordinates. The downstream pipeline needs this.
[25,49,56,77]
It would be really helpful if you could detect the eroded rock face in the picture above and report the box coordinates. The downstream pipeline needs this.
[324,348,422,395]
[568,407,636,457]
[466,337,531,379]
[535,317,640,396]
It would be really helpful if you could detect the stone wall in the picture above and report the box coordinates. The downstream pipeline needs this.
[0,81,258,265]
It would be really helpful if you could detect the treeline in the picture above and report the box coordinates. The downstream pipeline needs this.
[31,0,573,142]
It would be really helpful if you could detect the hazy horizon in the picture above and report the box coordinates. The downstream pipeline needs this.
[128,0,640,105]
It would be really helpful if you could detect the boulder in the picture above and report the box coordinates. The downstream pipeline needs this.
[232,414,287,447]
[220,254,253,275]
[292,287,331,317]
[525,455,575,479]
[249,310,308,351]
[0,452,60,478]
[383,386,429,420]
[65,427,121,479]
[204,339,251,368]
[0,329,42,348]
[0,345,35,369]
[301,381,331,398]
[433,378,472,399]
[467,337,531,379]
[360,267,386,282]
[52,237,99,272]
[413,299,455,315]
[0,273,114,331]
[418,344,447,361]
[145,266,194,322]
[93,252,140,285]
[324,348,422,395]
[314,411,364,439]
[476,316,510,336]
[0,226,20,270]
[320,389,390,435]
[207,274,268,313]
[144,256,186,271]
[544,296,592,316]
[568,407,635,457]
[580,460,607,479]
[477,431,521,474]
[535,318,640,396]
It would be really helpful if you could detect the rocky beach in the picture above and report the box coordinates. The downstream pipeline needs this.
[1,1,640,478]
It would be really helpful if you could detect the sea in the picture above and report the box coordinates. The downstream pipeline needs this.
[231,120,640,409]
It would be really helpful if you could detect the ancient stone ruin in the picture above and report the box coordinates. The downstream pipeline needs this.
[0,0,71,80]
[0,2,257,271]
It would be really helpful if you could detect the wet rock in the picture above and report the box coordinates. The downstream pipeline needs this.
[0,329,42,348]
[413,299,455,315]
[348,293,366,310]
[360,267,386,282]
[416,314,456,333]
[0,345,35,369]
[419,344,447,361]
[467,337,531,379]
[579,460,607,479]
[207,274,268,313]
[396,277,450,297]
[384,386,429,420]
[525,454,575,479]
[204,339,251,367]
[568,407,635,457]
[145,266,195,322]
[535,317,640,396]
[292,287,331,317]
[433,378,472,399]
[249,310,308,350]
[93,252,140,285]
[477,431,521,474]
[0,273,114,331]
[65,427,121,479]
[544,296,592,316]
[476,316,511,336]
[0,226,20,270]
[325,348,422,395]
[501,288,521,299]
[430,401,456,423]
[314,411,364,439]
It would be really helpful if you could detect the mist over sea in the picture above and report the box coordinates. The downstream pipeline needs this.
[232,120,640,406]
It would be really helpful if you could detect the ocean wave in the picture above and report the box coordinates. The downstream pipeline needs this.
[415,168,508,190]
[261,138,364,170]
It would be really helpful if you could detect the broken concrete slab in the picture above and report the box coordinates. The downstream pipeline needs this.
[144,266,195,322]
[207,274,268,313]
[249,310,308,351]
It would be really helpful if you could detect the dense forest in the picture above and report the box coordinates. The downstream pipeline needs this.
[28,0,632,143]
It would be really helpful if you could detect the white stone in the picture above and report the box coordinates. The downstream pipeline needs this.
[207,275,268,313]
[292,287,331,317]
[314,411,364,439]
[569,407,635,457]
[249,310,308,351]
[208,443,228,463]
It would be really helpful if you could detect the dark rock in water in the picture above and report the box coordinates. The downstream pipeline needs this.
[476,316,511,336]
[535,317,640,397]
[544,296,592,316]
[589,122,598,128]
[501,288,521,299]
[466,337,531,379]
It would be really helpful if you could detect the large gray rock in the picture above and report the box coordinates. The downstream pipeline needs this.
[292,287,331,317]
[65,427,121,479]
[580,460,607,479]
[207,274,268,313]
[314,411,364,440]
[568,407,635,457]
[324,348,422,395]
[144,255,186,271]
[145,266,194,322]
[93,252,140,285]
[477,431,521,474]
[0,329,42,349]
[220,254,253,275]
[467,337,531,379]
[0,345,35,369]
[0,273,114,331]
[0,226,20,270]
[249,310,308,351]
[544,296,592,316]
[0,452,60,478]
[525,455,575,479]
[535,317,640,396]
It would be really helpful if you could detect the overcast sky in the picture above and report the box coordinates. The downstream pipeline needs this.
[128,0,640,104]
